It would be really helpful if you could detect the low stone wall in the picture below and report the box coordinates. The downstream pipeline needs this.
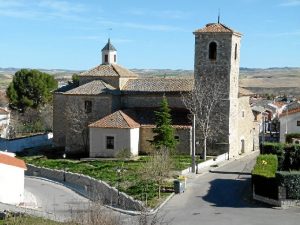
[26,164,143,211]
[253,185,300,208]
[181,152,229,175]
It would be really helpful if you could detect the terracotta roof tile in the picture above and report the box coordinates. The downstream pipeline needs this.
[64,80,118,95]
[79,64,138,78]
[89,110,140,129]
[122,78,194,92]
[194,23,241,36]
[0,153,27,170]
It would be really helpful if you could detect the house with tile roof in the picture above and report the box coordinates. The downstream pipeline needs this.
[53,22,259,158]
[279,101,300,142]
[0,151,27,205]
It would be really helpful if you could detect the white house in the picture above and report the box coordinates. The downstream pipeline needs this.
[0,107,10,139]
[89,110,140,157]
[0,151,27,205]
[279,101,300,142]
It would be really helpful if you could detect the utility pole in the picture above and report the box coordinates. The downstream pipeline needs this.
[191,113,196,173]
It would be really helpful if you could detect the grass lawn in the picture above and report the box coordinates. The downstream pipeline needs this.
[23,154,201,208]
[0,216,63,225]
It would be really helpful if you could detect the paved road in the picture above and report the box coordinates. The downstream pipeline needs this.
[25,177,91,221]
[159,152,300,225]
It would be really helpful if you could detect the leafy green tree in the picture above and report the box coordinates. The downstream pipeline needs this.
[71,73,80,87]
[6,69,58,110]
[152,96,178,152]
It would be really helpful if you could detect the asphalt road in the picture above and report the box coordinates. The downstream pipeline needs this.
[159,152,300,225]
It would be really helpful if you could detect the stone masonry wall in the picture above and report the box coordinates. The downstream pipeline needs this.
[26,164,143,211]
[53,93,67,147]
[139,127,191,154]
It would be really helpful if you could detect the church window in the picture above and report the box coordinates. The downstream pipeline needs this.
[114,55,116,62]
[297,121,300,126]
[106,136,114,149]
[209,42,217,60]
[242,110,245,118]
[234,44,238,60]
[175,136,179,141]
[105,54,108,63]
[85,100,92,113]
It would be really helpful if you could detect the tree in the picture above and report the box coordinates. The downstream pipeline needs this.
[151,96,178,152]
[182,76,227,161]
[6,69,58,111]
[140,147,172,199]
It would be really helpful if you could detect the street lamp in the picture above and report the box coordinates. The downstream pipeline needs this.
[63,153,66,182]
[116,167,121,206]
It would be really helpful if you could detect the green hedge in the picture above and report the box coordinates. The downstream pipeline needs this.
[276,171,300,199]
[285,133,300,143]
[252,155,278,199]
[262,142,300,171]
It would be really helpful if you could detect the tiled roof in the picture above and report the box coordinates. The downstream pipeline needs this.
[280,101,300,117]
[89,110,140,129]
[123,108,191,128]
[54,83,78,93]
[0,153,27,170]
[102,38,116,51]
[122,78,194,93]
[194,23,241,35]
[79,64,138,78]
[64,80,118,95]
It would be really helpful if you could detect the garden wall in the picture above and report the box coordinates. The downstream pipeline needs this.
[0,133,53,152]
[25,164,143,211]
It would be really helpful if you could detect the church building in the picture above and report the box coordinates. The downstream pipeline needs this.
[53,22,259,158]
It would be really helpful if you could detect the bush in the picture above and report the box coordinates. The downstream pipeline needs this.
[261,142,285,169]
[252,154,278,178]
[276,171,300,199]
[285,133,300,143]
[282,145,300,171]
[252,154,278,199]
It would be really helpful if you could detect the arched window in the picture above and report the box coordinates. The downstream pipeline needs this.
[234,43,238,60]
[209,42,217,60]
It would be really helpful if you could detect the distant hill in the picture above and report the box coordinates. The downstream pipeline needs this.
[1,67,300,96]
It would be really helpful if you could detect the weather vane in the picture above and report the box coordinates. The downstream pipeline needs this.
[218,8,221,24]
[107,28,112,39]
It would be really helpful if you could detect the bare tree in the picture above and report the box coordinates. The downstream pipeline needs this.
[65,100,89,155]
[140,147,172,199]
[182,76,227,161]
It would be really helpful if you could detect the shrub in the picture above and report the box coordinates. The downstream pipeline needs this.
[276,171,300,199]
[252,154,278,178]
[285,133,300,143]
[282,144,300,171]
[261,142,284,169]
[252,154,278,199]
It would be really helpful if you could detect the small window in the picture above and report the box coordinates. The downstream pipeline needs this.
[297,121,300,126]
[175,136,179,141]
[105,54,108,63]
[85,100,92,113]
[242,111,245,118]
[209,42,217,60]
[114,55,116,62]
[234,43,238,60]
[106,136,114,149]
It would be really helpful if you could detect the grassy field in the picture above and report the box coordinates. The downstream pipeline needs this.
[23,154,200,207]
[0,216,64,225]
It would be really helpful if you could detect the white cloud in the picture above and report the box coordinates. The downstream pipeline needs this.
[279,0,300,6]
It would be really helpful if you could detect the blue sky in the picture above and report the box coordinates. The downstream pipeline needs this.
[0,0,299,70]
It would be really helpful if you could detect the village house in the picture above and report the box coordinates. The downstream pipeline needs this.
[279,101,300,143]
[53,22,259,158]
[0,151,27,205]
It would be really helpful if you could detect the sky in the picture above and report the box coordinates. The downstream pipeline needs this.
[0,0,299,70]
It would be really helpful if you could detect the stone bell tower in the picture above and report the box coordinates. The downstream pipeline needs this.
[193,22,242,156]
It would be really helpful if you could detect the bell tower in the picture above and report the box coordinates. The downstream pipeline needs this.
[193,22,242,156]
[101,38,117,65]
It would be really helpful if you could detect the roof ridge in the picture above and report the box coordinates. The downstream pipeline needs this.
[119,110,138,128]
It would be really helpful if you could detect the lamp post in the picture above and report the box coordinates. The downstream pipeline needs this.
[63,153,66,182]
[116,167,121,205]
